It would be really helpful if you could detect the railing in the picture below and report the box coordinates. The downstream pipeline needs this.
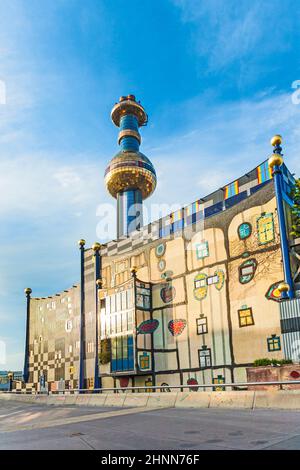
[2,379,300,395]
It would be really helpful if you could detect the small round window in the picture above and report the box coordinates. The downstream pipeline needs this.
[238,222,252,240]
[155,243,166,257]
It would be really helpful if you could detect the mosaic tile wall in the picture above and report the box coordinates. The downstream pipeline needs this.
[24,174,292,392]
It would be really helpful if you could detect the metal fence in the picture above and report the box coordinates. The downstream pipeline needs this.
[1,379,300,395]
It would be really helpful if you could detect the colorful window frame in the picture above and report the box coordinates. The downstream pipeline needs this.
[111,335,134,372]
[238,306,254,327]
[194,277,207,289]
[257,213,275,245]
[138,352,151,370]
[198,346,212,368]
[238,222,252,240]
[212,375,225,391]
[267,335,281,352]
[196,241,209,260]
[239,259,257,284]
[196,316,208,335]
[136,284,151,310]
[207,274,219,285]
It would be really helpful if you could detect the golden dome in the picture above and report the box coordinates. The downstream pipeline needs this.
[24,287,32,296]
[105,151,156,200]
[92,242,101,252]
[78,239,86,248]
[277,282,290,293]
[270,135,282,147]
[268,154,283,169]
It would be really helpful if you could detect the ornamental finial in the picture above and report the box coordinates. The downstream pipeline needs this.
[130,266,137,278]
[270,135,282,147]
[92,242,101,252]
[268,134,283,169]
[278,282,290,293]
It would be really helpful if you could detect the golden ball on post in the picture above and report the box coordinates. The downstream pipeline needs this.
[270,135,282,147]
[78,239,86,248]
[92,242,101,252]
[96,278,102,288]
[24,287,32,296]
[130,266,137,277]
[268,154,283,169]
[277,282,290,294]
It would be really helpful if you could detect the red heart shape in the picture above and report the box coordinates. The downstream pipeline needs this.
[168,319,186,336]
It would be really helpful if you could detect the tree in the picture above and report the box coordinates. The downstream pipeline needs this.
[290,178,300,238]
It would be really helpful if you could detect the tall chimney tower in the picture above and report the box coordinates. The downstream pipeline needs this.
[104,95,157,238]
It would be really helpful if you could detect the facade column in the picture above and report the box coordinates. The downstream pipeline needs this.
[78,239,86,391]
[268,135,294,299]
[130,266,138,378]
[23,287,32,383]
[92,242,102,390]
[8,372,13,392]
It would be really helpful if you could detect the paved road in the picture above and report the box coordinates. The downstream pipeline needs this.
[1,400,300,450]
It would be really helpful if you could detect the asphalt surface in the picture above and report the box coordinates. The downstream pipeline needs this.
[1,400,300,450]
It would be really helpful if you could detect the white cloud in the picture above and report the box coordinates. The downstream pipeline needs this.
[147,91,300,211]
[0,154,103,217]
[172,0,298,71]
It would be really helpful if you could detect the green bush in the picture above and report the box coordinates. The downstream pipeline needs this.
[99,338,111,365]
[278,358,293,365]
[271,359,279,366]
[253,358,272,366]
[253,358,293,367]
[290,178,300,238]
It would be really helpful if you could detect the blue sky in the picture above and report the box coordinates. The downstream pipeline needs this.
[1,0,300,370]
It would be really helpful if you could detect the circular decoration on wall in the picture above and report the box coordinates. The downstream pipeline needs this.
[265,281,283,302]
[137,319,159,334]
[158,259,166,272]
[187,377,199,392]
[160,283,176,303]
[214,270,225,290]
[155,243,166,258]
[238,222,252,240]
[290,371,300,379]
[239,259,257,284]
[193,273,208,301]
[168,319,187,336]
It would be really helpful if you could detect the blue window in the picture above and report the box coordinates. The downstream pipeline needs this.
[111,334,134,372]
[238,222,252,240]
[267,335,281,352]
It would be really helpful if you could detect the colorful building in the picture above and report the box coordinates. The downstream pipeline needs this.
[0,371,23,391]
[22,96,300,393]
